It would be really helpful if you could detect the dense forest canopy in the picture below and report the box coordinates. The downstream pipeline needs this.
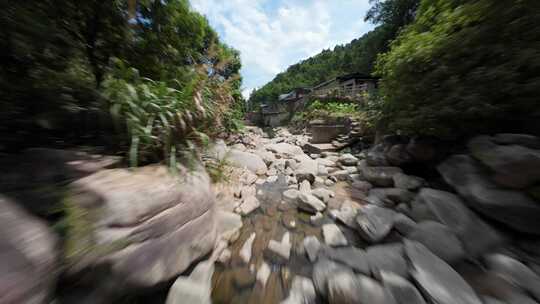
[0,0,244,165]
[375,0,540,138]
[248,0,420,106]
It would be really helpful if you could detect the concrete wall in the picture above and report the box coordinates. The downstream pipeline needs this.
[309,118,352,143]
[263,112,290,127]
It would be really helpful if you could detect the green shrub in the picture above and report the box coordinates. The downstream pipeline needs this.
[375,0,540,139]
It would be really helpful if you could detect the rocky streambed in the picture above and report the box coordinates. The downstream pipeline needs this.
[1,128,540,304]
[204,128,540,304]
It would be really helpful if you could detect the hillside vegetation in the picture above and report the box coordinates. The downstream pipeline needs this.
[375,0,540,138]
[248,0,420,106]
[1,0,244,166]
[251,0,540,140]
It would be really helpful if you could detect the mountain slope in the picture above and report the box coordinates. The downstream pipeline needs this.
[248,25,394,105]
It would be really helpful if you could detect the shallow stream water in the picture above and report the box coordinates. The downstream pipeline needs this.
[211,176,368,304]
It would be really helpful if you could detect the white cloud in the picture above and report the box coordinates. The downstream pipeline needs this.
[191,0,373,95]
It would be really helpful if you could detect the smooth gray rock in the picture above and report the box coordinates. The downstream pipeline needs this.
[328,271,361,304]
[165,260,214,304]
[361,166,403,187]
[468,135,540,188]
[381,271,426,304]
[312,259,349,297]
[369,188,416,206]
[408,221,465,263]
[281,276,317,304]
[332,202,358,228]
[393,213,418,235]
[484,253,540,301]
[324,246,370,274]
[366,243,408,280]
[393,173,425,190]
[405,240,482,304]
[339,153,359,166]
[298,193,326,214]
[0,196,58,304]
[356,205,396,243]
[303,236,321,262]
[356,275,397,304]
[322,224,348,247]
[64,165,217,288]
[411,188,501,257]
[227,149,268,174]
[438,155,540,234]
[470,270,536,304]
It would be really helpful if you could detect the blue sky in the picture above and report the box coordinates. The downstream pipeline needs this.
[191,0,375,98]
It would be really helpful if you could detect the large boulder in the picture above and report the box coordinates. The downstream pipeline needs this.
[327,271,362,304]
[323,246,369,274]
[438,155,540,234]
[468,135,540,188]
[63,165,217,289]
[312,259,349,297]
[366,243,408,280]
[408,221,465,263]
[360,166,403,187]
[381,271,426,304]
[356,275,397,304]
[0,196,58,304]
[405,240,482,304]
[322,224,348,247]
[484,253,540,301]
[356,205,396,243]
[227,149,267,174]
[411,188,501,257]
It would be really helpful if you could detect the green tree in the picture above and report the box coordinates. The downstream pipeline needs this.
[375,0,540,138]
